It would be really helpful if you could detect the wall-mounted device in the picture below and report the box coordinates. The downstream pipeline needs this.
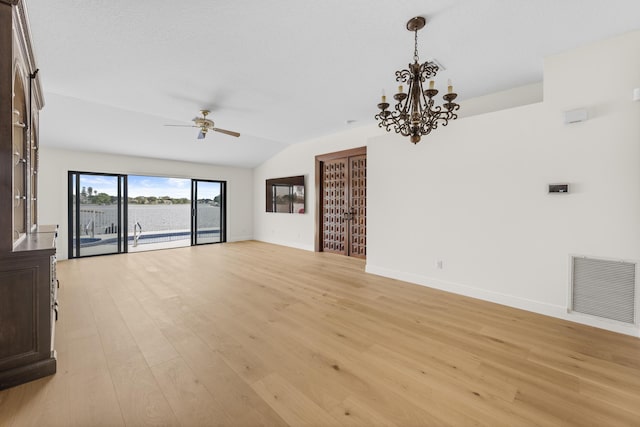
[633,88,640,102]
[549,184,569,194]
[563,109,588,124]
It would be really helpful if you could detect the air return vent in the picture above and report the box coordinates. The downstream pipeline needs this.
[571,256,637,324]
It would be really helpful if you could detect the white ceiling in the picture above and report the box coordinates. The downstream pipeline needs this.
[26,0,640,168]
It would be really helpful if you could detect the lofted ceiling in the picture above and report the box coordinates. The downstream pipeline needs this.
[25,0,640,168]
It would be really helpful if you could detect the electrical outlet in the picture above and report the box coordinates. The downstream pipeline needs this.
[436,260,443,269]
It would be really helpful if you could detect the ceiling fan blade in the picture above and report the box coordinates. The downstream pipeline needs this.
[197,130,206,140]
[212,127,240,138]
[164,124,198,128]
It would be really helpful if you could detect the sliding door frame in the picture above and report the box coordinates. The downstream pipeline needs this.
[191,179,227,246]
[68,171,128,259]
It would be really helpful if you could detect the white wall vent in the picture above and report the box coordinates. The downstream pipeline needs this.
[571,256,637,324]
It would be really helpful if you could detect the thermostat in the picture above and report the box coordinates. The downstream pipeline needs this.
[549,184,569,193]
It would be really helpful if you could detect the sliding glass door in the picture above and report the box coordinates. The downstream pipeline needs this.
[127,175,192,252]
[69,173,226,257]
[192,180,225,245]
[68,172,127,258]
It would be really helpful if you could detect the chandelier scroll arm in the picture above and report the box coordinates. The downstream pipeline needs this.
[395,69,412,84]
[420,62,439,80]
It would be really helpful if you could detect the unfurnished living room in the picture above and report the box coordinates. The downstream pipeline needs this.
[1,0,640,426]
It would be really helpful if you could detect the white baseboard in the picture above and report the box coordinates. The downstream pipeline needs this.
[254,238,314,252]
[365,264,639,338]
[227,235,254,242]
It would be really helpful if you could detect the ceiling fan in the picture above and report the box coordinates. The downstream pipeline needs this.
[165,110,240,140]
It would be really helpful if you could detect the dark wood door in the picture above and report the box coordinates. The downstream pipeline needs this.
[348,154,367,259]
[316,147,366,258]
[321,158,348,255]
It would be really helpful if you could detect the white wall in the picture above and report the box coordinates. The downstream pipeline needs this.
[253,125,380,250]
[459,81,543,119]
[254,30,640,336]
[367,30,640,336]
[38,148,254,260]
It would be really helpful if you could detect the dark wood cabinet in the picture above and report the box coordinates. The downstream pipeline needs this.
[0,228,57,389]
[0,0,57,390]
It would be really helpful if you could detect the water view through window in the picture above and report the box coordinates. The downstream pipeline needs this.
[68,172,225,258]
[128,175,192,251]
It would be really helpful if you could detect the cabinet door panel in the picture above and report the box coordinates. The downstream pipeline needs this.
[0,268,36,361]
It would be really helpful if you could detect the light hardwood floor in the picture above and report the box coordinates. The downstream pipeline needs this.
[1,241,639,426]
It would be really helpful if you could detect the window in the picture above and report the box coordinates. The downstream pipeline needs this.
[266,175,305,214]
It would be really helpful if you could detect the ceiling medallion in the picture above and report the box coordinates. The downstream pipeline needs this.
[375,16,460,144]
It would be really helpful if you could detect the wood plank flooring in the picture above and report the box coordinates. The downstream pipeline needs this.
[1,241,639,426]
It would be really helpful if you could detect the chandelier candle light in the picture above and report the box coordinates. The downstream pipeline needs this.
[375,16,460,144]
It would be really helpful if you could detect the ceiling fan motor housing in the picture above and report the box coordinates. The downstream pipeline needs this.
[194,117,214,128]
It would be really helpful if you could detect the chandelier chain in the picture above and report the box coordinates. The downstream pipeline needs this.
[413,30,419,63]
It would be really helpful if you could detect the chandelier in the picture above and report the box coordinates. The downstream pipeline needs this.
[375,16,460,144]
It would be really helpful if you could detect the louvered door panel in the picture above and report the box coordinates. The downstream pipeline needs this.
[322,159,347,255]
[349,155,367,258]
